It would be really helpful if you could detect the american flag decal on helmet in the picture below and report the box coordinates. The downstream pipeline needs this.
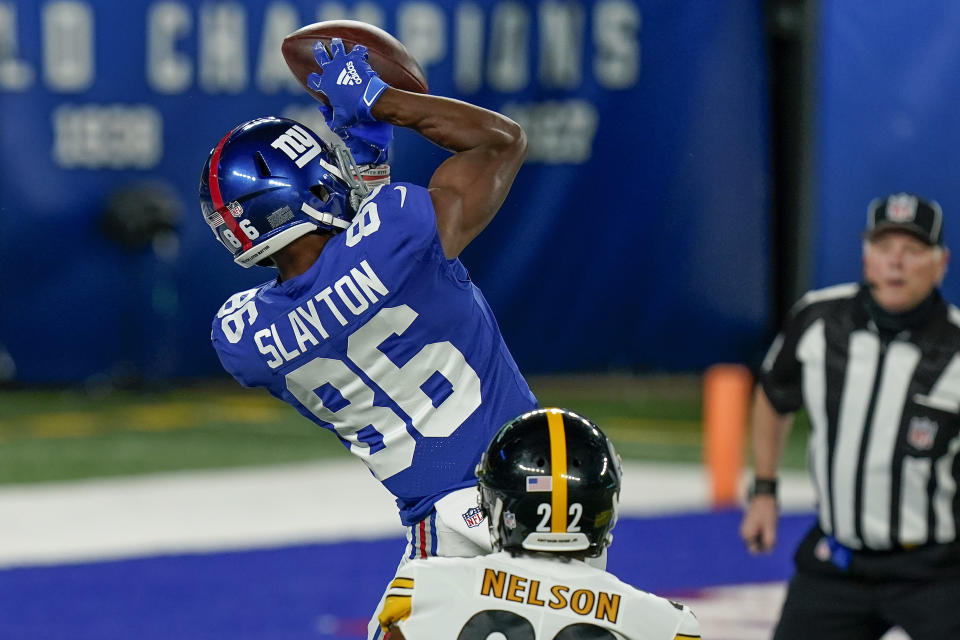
[526,476,552,492]
[205,200,241,231]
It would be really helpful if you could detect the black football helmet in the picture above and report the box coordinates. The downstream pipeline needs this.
[476,408,622,557]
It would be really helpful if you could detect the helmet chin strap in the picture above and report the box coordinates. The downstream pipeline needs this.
[490,496,505,550]
[300,202,351,230]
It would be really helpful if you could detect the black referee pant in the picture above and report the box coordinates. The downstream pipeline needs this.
[774,526,960,640]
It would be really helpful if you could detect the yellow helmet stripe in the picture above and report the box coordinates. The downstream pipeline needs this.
[546,409,568,532]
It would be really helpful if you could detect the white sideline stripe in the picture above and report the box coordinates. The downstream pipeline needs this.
[0,462,815,569]
[0,461,399,568]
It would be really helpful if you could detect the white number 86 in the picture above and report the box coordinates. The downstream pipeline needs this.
[221,219,260,249]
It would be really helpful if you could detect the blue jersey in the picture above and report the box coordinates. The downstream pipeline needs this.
[211,183,538,525]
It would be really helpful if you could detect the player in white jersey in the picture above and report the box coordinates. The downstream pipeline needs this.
[376,408,701,640]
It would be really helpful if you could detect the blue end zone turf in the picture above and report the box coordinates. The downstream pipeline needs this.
[0,510,816,639]
[609,510,815,593]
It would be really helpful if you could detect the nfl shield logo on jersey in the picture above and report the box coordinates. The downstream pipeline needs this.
[462,506,485,528]
[907,416,938,451]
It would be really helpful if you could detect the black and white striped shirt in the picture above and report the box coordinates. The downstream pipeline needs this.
[761,282,960,551]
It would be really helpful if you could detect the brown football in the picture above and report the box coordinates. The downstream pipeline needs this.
[282,20,429,104]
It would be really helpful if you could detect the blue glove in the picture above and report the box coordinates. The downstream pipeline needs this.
[307,38,388,129]
[317,104,392,165]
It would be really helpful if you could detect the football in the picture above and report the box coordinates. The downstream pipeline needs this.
[282,20,429,104]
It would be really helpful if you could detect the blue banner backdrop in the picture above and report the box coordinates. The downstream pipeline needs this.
[815,2,960,297]
[0,0,770,383]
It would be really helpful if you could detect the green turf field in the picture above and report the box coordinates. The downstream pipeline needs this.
[0,375,811,485]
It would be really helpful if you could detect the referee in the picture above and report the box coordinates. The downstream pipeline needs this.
[740,193,960,640]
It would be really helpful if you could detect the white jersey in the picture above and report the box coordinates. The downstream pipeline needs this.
[376,551,701,640]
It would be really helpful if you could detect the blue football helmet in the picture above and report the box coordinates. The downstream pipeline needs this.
[199,116,366,268]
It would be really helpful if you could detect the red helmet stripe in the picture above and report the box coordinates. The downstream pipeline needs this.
[209,127,252,252]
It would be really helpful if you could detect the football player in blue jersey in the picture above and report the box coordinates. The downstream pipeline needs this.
[198,39,538,639]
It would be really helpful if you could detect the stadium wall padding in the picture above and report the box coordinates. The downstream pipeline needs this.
[0,0,771,382]
[813,2,960,297]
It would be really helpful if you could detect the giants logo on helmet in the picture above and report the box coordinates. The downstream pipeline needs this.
[270,124,321,168]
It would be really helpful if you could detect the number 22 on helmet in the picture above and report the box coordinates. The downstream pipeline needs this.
[476,408,623,558]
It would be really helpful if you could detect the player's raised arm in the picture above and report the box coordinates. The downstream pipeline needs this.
[309,39,527,258]
[371,88,527,258]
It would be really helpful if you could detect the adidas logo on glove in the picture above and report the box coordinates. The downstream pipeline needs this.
[337,61,363,86]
